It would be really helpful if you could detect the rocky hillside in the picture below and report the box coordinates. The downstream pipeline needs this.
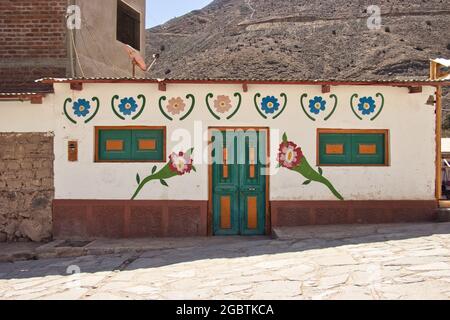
[145,0,450,124]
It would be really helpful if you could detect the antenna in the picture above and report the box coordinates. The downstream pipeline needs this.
[124,45,160,77]
[124,45,147,77]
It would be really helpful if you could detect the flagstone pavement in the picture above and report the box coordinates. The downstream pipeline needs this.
[1,223,450,300]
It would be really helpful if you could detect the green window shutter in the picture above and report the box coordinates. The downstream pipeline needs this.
[318,133,352,165]
[131,129,164,161]
[351,134,385,165]
[98,129,132,161]
[318,131,387,166]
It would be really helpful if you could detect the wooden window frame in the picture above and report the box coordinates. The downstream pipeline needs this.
[316,128,390,167]
[116,0,141,51]
[95,126,166,163]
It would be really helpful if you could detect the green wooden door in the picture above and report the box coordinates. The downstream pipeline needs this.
[212,130,267,236]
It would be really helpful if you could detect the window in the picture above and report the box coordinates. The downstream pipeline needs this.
[95,127,166,162]
[117,1,141,50]
[317,129,389,166]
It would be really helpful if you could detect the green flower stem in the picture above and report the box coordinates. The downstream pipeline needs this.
[292,158,344,201]
[131,164,178,200]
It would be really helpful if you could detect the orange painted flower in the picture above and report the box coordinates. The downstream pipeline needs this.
[166,97,186,115]
[214,95,232,114]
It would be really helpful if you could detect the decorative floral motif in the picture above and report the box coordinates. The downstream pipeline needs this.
[159,95,195,121]
[309,96,327,115]
[169,151,194,175]
[214,95,233,114]
[357,97,376,115]
[131,148,196,200]
[111,95,146,120]
[118,97,138,116]
[301,94,338,122]
[64,97,100,124]
[261,96,280,114]
[73,99,91,117]
[166,97,186,115]
[278,133,344,201]
[254,93,287,119]
[206,93,242,120]
[278,141,303,169]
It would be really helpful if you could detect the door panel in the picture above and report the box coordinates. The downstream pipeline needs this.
[212,129,267,236]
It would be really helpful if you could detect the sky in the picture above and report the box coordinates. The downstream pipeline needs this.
[146,0,213,28]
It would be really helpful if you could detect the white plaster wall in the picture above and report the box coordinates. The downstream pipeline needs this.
[8,82,436,201]
[0,96,55,133]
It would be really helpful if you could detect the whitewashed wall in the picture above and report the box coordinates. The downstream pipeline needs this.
[0,82,437,201]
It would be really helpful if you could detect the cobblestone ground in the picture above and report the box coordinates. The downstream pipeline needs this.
[1,226,450,300]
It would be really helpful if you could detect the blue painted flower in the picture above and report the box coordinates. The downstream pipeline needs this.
[73,98,91,117]
[358,96,376,115]
[309,96,327,115]
[118,97,138,116]
[261,96,280,114]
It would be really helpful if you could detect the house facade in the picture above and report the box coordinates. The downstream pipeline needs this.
[1,77,447,240]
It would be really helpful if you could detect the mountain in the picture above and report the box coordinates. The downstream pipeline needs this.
[145,0,450,123]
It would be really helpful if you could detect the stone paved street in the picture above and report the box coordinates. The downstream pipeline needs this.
[1,223,450,300]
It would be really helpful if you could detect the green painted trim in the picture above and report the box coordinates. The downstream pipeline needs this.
[371,93,385,121]
[350,94,363,120]
[84,97,100,124]
[324,94,338,121]
[180,94,195,121]
[226,92,242,120]
[254,93,267,119]
[206,93,221,120]
[158,96,173,121]
[111,95,125,120]
[132,94,146,120]
[273,93,287,120]
[300,94,316,121]
[63,98,77,124]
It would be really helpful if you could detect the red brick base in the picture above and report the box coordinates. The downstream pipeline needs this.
[53,200,208,240]
[271,200,438,227]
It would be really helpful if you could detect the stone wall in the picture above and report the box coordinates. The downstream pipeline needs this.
[0,133,54,242]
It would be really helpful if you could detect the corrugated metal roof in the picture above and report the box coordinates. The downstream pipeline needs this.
[432,58,450,67]
[36,77,450,85]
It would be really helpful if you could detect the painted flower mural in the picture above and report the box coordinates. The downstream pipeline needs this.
[118,97,138,116]
[169,151,193,175]
[278,141,303,169]
[159,95,195,121]
[357,97,376,115]
[64,97,100,124]
[254,93,287,119]
[309,96,326,114]
[350,93,385,121]
[111,95,146,120]
[300,94,338,121]
[261,96,280,114]
[278,133,344,200]
[131,148,195,200]
[214,95,233,114]
[73,98,91,117]
[166,97,186,115]
[206,93,242,120]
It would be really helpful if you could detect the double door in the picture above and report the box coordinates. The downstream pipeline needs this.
[212,129,267,235]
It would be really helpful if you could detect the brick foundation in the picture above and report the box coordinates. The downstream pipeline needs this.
[0,133,55,242]
[271,200,438,227]
[53,200,208,240]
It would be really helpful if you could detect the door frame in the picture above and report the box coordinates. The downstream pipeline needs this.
[208,126,271,236]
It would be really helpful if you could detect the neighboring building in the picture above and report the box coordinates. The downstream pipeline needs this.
[0,0,146,93]
[0,76,449,240]
[0,0,146,242]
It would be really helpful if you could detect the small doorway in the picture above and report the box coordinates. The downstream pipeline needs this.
[210,128,269,236]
